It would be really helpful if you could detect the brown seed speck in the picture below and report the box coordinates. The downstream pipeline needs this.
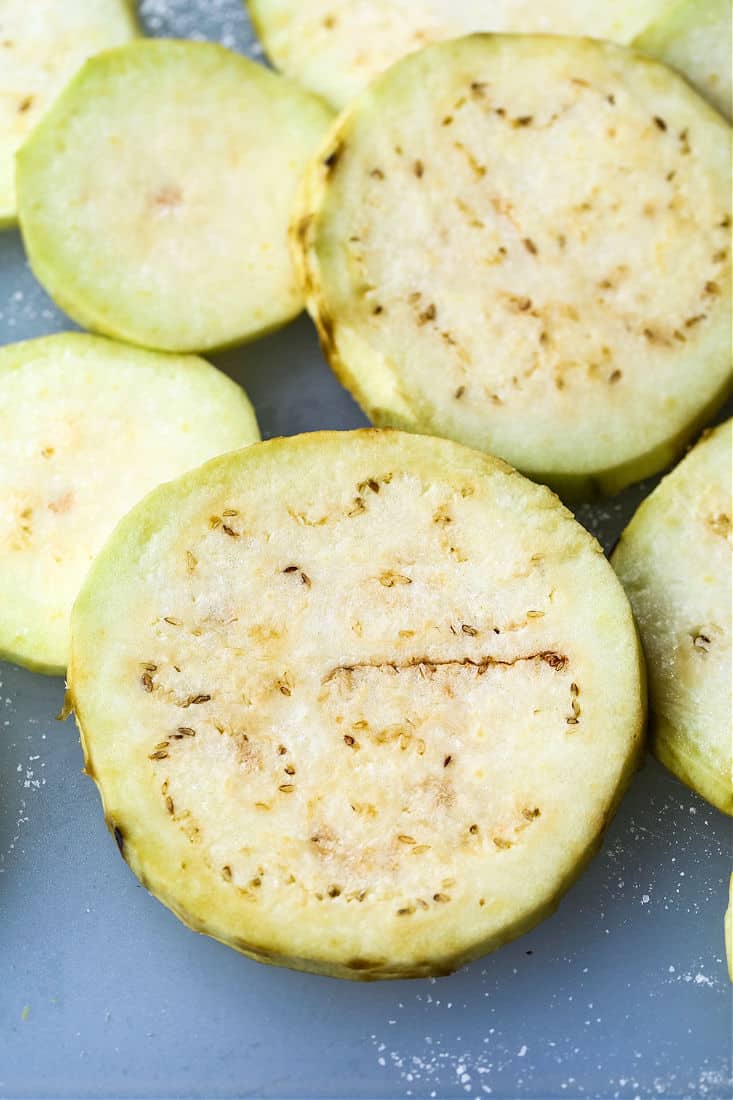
[165,796,175,815]
[379,571,412,587]
[222,865,232,881]
[277,744,287,755]
[442,115,453,126]
[419,304,437,324]
[514,115,533,127]
[523,238,538,255]
[177,727,196,737]
[370,168,384,180]
[609,369,622,384]
[654,116,667,131]
[328,885,341,897]
[209,515,221,528]
[186,551,197,573]
[343,734,356,747]
[279,784,295,793]
[141,662,157,672]
[454,385,466,399]
[493,837,512,849]
[284,764,296,776]
[704,281,720,295]
[461,624,478,636]
[433,893,450,903]
[187,694,211,706]
[222,508,239,517]
[397,906,415,916]
[398,835,416,845]
[469,824,479,834]
[412,845,431,855]
[283,565,299,573]
[443,755,453,767]
[693,633,711,651]
[522,807,541,820]
[300,572,311,587]
[413,159,424,178]
[141,673,154,693]
[222,525,239,538]
[685,314,706,328]
[18,95,34,113]
[148,749,168,760]
[372,304,384,315]
[164,616,182,626]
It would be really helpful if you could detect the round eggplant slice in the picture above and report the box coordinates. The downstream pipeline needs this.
[16,40,333,352]
[294,35,731,497]
[69,429,644,979]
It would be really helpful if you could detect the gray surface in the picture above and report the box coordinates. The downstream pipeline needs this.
[0,3,731,1097]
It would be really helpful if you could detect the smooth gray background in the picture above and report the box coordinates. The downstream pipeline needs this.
[0,3,731,1098]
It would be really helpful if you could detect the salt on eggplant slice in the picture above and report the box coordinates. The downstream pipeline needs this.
[0,333,260,675]
[612,419,732,816]
[635,0,731,121]
[0,0,138,227]
[293,34,732,498]
[246,0,674,109]
[68,429,644,980]
[16,40,333,353]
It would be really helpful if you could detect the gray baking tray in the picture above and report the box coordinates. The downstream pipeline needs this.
[0,3,731,1097]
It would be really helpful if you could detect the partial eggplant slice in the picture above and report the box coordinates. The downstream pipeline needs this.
[69,430,644,979]
[16,40,333,353]
[294,35,732,497]
[247,0,674,109]
[0,0,138,227]
[635,0,731,120]
[0,333,259,674]
[612,419,732,815]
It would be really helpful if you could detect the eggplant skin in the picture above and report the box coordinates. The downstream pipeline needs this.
[69,429,645,979]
